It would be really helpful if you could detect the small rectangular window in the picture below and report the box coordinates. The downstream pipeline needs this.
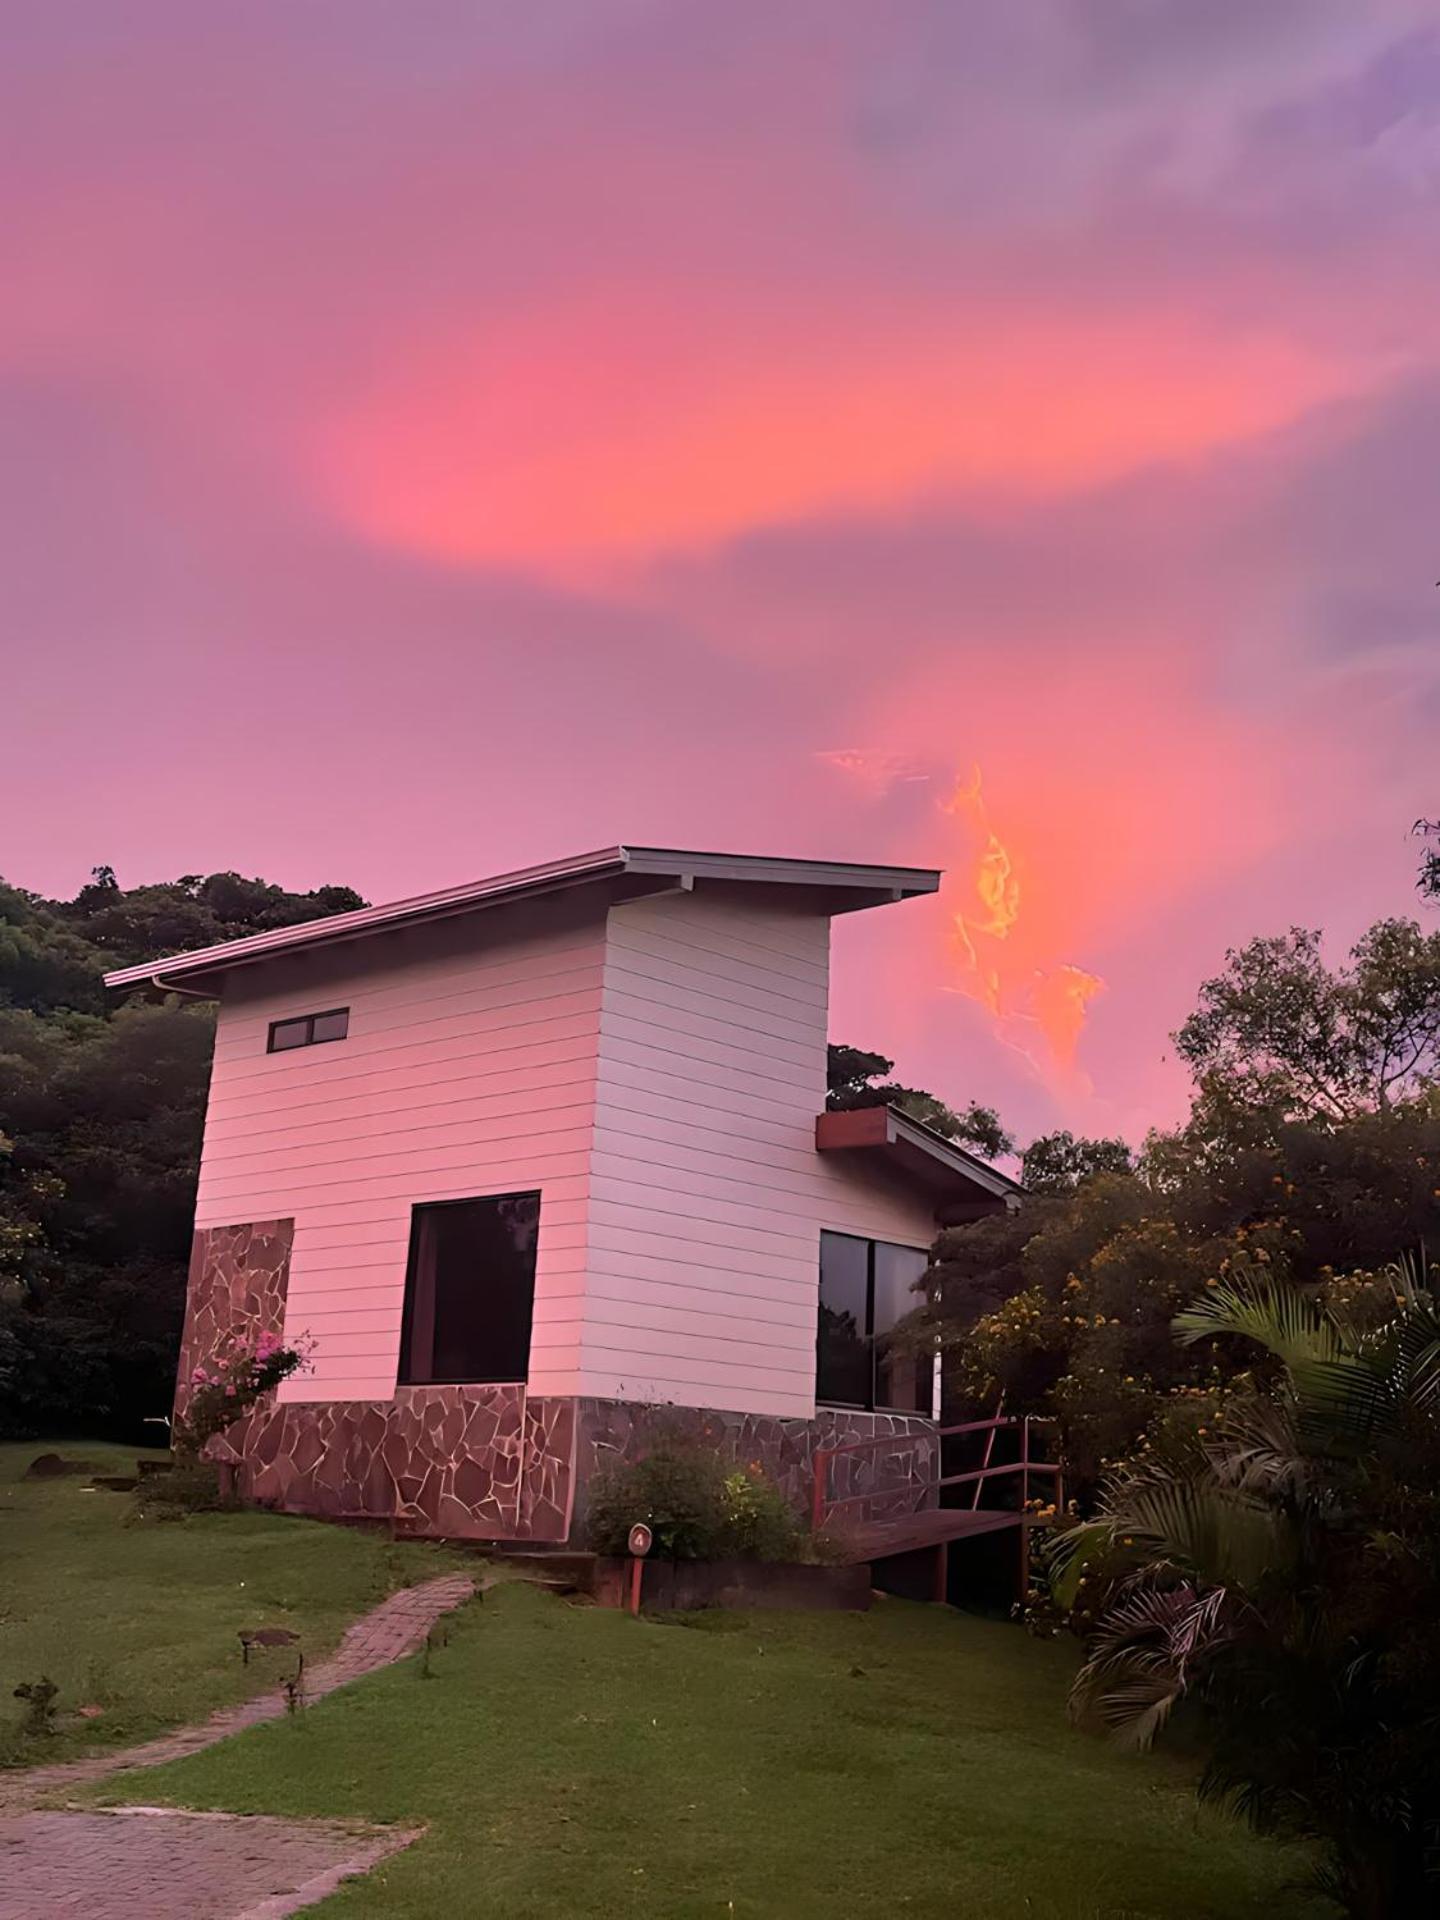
[266,1008,349,1053]
[399,1192,540,1385]
[817,1230,931,1414]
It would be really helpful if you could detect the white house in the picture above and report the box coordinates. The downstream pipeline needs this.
[106,847,1018,1543]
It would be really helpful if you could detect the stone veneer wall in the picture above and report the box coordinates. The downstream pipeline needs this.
[570,1399,938,1545]
[176,1220,294,1422]
[208,1391,935,1547]
[210,1388,576,1541]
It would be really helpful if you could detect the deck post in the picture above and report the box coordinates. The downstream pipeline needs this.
[932,1540,947,1605]
[1015,1518,1030,1610]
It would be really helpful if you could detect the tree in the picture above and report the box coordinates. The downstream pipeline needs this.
[1021,1130,1133,1192]
[59,866,367,967]
[1175,921,1440,1123]
[0,865,365,1438]
[826,1042,1014,1159]
[1053,1264,1440,1918]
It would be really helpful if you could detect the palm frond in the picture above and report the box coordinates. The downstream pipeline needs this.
[1101,1476,1286,1592]
[1070,1583,1234,1750]
[1208,1397,1308,1498]
[1174,1269,1341,1368]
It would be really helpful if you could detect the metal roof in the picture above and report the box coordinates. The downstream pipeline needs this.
[103,844,941,992]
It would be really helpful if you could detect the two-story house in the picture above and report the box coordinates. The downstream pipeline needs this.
[106,847,1018,1544]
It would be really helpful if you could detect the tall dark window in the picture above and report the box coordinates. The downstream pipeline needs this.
[817,1230,932,1414]
[398,1192,540,1385]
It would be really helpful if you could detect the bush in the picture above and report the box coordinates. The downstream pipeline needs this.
[587,1444,805,1562]
[130,1460,233,1519]
[717,1467,804,1561]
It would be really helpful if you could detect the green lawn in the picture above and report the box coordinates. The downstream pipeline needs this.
[0,1440,463,1766]
[99,1577,1322,1919]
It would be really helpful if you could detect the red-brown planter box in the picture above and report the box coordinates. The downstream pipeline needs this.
[594,1557,871,1612]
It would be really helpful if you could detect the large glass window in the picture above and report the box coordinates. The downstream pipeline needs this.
[398,1192,540,1385]
[817,1231,932,1413]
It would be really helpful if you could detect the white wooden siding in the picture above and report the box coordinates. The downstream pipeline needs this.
[585,890,938,1417]
[194,894,607,1401]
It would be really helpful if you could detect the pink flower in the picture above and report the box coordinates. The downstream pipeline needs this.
[224,1384,237,1397]
[191,1367,207,1383]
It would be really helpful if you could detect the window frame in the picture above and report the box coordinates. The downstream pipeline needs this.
[816,1228,934,1416]
[397,1190,542,1388]
[266,1007,350,1053]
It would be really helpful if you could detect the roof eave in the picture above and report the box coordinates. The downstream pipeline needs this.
[815,1103,1023,1208]
[102,844,943,992]
[101,846,630,991]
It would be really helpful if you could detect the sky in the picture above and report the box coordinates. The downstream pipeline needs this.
[5,1,1440,1150]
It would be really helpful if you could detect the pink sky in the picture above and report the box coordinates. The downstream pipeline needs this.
[5,3,1440,1149]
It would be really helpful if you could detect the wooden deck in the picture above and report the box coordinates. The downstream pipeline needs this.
[833,1505,1028,1566]
[811,1414,1063,1599]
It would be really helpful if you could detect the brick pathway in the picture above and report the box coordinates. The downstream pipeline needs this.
[0,1808,415,1919]
[0,1572,476,1918]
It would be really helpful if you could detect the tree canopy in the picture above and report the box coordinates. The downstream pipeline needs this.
[1175,920,1440,1123]
[1020,1130,1133,1193]
[0,867,364,1438]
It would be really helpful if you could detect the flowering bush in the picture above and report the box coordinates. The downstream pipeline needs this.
[173,1328,312,1457]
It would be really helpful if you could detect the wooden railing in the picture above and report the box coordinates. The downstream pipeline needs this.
[810,1414,1064,1532]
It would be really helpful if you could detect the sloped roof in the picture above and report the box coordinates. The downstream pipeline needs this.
[103,845,941,992]
[815,1103,1023,1208]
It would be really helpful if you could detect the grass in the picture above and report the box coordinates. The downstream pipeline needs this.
[0,1440,464,1766]
[98,1578,1324,1919]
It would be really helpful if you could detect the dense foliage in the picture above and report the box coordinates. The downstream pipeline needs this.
[1020,1129,1133,1192]
[1052,1266,1440,1918]
[0,868,362,1439]
[931,919,1440,1489]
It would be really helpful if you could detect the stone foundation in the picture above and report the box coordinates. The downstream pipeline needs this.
[209,1390,934,1546]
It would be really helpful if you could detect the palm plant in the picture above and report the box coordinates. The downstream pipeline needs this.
[1050,1256,1440,1919]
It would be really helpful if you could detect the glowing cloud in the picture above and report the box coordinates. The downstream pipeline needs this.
[940,767,1104,1087]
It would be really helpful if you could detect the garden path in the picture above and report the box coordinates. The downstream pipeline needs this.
[0,1571,476,1918]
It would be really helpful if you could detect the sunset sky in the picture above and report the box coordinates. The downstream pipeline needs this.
[6,2,1440,1151]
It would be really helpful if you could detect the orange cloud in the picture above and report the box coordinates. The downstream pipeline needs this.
[310,300,1359,573]
[939,767,1104,1089]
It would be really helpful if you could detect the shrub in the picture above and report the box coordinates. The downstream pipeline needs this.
[130,1460,232,1519]
[718,1467,804,1561]
[587,1444,805,1562]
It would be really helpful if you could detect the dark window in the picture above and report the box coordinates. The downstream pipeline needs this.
[398,1192,540,1385]
[817,1230,932,1414]
[266,1008,349,1053]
